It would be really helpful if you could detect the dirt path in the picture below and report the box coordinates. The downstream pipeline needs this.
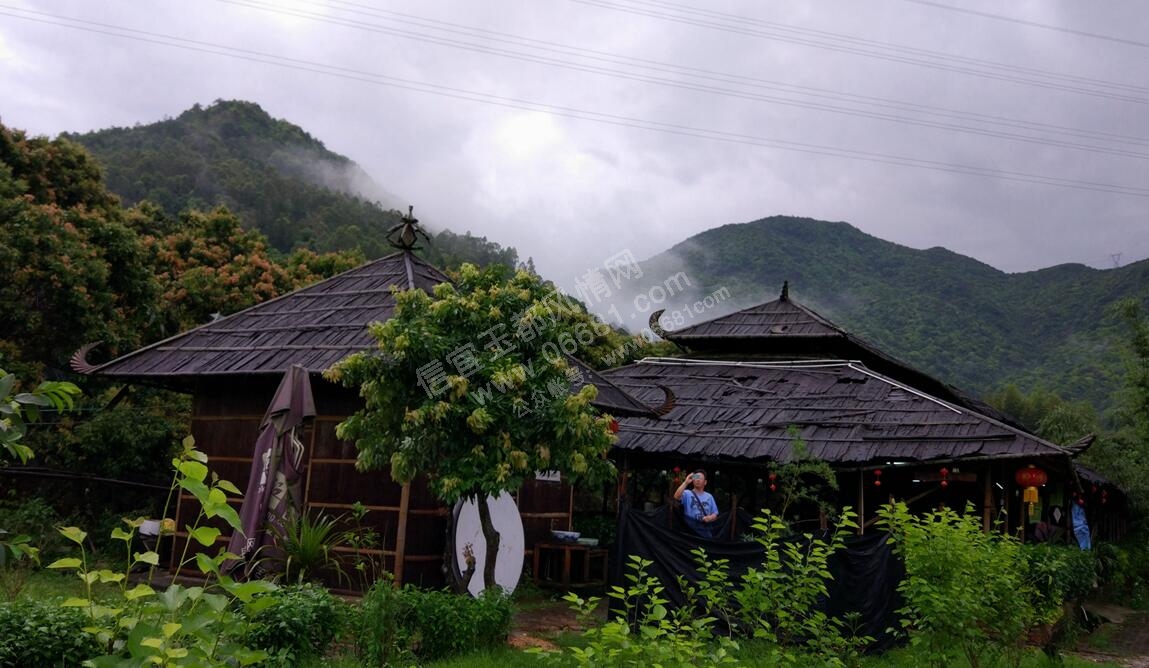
[1072,611,1149,667]
[507,596,604,651]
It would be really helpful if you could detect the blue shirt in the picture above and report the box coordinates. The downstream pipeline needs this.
[683,490,719,538]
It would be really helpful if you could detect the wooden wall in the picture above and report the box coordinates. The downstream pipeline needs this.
[172,375,571,588]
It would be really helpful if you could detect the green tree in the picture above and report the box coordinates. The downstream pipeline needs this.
[0,125,160,376]
[327,264,619,591]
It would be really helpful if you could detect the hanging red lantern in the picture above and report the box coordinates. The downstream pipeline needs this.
[939,467,949,489]
[609,419,620,433]
[1015,464,1048,515]
[873,469,883,488]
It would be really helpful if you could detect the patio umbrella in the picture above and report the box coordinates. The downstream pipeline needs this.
[226,364,315,576]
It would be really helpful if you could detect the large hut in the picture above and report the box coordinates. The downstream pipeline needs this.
[604,284,1125,542]
[86,243,653,587]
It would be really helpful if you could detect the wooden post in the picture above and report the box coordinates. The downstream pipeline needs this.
[567,484,575,531]
[730,493,738,539]
[393,482,411,585]
[857,470,865,535]
[982,466,992,533]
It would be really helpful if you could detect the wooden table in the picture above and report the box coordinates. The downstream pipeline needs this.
[533,542,608,588]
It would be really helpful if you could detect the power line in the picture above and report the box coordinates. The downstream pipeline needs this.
[316,0,1149,148]
[901,0,1149,50]
[2,6,1148,199]
[221,0,1149,161]
[569,0,1149,104]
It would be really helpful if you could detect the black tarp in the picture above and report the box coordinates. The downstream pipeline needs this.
[609,502,904,650]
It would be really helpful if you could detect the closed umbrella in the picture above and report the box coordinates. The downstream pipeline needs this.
[226,364,315,576]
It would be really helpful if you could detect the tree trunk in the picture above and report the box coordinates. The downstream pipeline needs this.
[476,493,502,591]
[444,505,476,595]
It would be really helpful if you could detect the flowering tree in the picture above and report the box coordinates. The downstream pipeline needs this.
[327,264,620,591]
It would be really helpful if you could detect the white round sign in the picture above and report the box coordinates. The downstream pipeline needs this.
[452,493,525,597]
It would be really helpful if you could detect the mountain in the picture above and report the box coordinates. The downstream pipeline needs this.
[635,216,1149,410]
[63,100,518,268]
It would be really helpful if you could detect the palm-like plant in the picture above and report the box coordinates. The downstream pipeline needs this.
[269,511,350,587]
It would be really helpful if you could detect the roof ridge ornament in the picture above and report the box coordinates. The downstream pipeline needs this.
[387,205,431,251]
[780,280,790,301]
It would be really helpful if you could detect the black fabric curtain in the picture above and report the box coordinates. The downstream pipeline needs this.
[609,501,904,650]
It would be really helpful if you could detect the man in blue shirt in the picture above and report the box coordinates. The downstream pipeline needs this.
[674,469,719,538]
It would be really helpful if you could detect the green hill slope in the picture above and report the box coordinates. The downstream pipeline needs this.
[63,100,518,268]
[638,216,1148,409]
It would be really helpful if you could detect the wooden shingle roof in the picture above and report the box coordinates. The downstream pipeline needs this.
[665,289,841,341]
[660,285,1019,427]
[92,252,662,417]
[604,358,1070,465]
[93,252,450,379]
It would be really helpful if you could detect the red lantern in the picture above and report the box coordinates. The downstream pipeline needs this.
[873,469,883,488]
[609,419,620,433]
[1015,465,1048,514]
[939,467,949,489]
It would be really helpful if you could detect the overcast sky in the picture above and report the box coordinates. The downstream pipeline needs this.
[2,0,1147,287]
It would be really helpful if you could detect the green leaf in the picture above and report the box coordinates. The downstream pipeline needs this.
[0,374,14,398]
[61,597,91,607]
[47,557,82,569]
[134,551,160,566]
[125,584,156,600]
[188,526,221,547]
[195,551,219,575]
[96,569,126,584]
[111,527,135,542]
[215,478,242,496]
[178,460,209,483]
[58,526,87,545]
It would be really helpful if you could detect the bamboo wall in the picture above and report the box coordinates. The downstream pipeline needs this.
[171,376,571,588]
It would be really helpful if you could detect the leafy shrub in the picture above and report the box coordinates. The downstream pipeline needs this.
[352,582,512,663]
[246,583,345,662]
[691,508,868,667]
[354,576,412,666]
[880,502,1039,668]
[1023,544,1095,620]
[0,599,102,667]
[539,554,738,667]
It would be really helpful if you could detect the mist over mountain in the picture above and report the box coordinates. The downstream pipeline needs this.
[63,99,517,268]
[633,216,1148,410]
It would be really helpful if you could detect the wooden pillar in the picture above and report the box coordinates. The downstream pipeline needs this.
[982,466,992,533]
[393,482,411,585]
[857,470,865,536]
[729,493,739,539]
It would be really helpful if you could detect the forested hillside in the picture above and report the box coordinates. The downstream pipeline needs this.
[637,216,1149,410]
[64,100,520,268]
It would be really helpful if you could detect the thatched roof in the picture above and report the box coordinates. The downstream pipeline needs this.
[603,358,1070,465]
[660,285,1017,427]
[90,251,659,416]
[92,252,449,379]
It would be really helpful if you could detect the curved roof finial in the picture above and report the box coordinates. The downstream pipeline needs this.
[780,280,790,301]
[387,205,431,251]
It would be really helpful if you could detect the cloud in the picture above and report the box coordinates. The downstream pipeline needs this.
[1,0,1146,277]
